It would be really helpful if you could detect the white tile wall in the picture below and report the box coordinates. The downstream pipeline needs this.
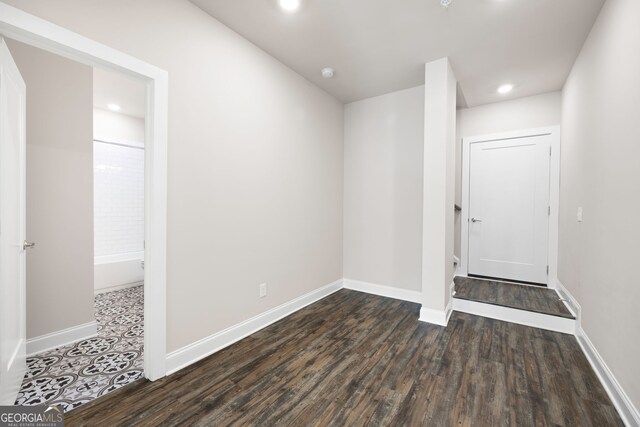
[94,141,144,257]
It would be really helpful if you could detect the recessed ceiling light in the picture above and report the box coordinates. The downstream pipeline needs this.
[497,84,514,94]
[321,67,335,79]
[440,0,453,8]
[278,0,300,12]
[107,103,121,112]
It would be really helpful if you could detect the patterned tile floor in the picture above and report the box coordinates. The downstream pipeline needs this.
[15,285,144,412]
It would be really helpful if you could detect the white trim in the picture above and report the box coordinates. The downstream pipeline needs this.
[0,2,168,381]
[342,279,421,303]
[577,328,640,427]
[419,300,452,327]
[553,278,580,320]
[453,255,461,276]
[165,280,343,375]
[546,127,561,290]
[553,279,639,426]
[419,281,455,327]
[452,298,576,334]
[460,126,561,288]
[94,280,143,295]
[26,321,97,357]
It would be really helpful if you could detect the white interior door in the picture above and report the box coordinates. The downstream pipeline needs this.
[468,135,551,284]
[0,37,27,405]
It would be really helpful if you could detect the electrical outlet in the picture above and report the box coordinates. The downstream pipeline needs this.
[577,207,583,222]
[259,283,267,298]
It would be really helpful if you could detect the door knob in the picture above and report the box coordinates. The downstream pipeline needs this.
[470,218,482,223]
[23,241,36,250]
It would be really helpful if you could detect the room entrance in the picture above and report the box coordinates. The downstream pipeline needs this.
[460,127,561,287]
[0,2,168,406]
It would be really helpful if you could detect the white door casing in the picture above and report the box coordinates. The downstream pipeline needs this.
[0,36,26,405]
[460,127,561,287]
[468,136,550,283]
[0,2,169,381]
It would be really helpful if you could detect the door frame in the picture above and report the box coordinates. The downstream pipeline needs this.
[460,126,561,289]
[0,3,168,380]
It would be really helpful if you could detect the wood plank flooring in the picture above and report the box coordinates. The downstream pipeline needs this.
[454,276,575,319]
[65,289,619,426]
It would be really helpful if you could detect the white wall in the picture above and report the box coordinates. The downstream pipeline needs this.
[559,0,640,410]
[421,58,457,318]
[93,140,144,258]
[343,86,424,291]
[455,91,562,257]
[93,108,145,290]
[6,39,95,339]
[4,0,345,353]
[93,107,144,143]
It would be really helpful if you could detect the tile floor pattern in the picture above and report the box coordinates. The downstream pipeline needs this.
[14,285,144,412]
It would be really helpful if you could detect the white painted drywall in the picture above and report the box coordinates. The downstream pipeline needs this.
[455,92,562,258]
[93,107,144,143]
[3,0,345,353]
[343,86,424,291]
[421,58,457,315]
[559,0,640,409]
[6,39,95,339]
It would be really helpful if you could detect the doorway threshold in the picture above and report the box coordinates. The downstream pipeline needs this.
[453,276,575,320]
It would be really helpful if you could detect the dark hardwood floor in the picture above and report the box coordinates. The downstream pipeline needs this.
[454,276,575,319]
[65,289,620,426]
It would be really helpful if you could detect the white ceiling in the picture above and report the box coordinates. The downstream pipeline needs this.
[93,67,146,118]
[190,0,604,106]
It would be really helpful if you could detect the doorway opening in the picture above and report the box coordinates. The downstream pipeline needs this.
[91,69,147,405]
[5,40,148,411]
[453,127,570,326]
[459,127,561,288]
[0,2,167,409]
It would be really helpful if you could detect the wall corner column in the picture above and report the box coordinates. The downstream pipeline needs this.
[420,57,457,326]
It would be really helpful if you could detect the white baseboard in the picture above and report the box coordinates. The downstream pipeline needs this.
[94,280,143,295]
[418,282,454,327]
[419,303,452,327]
[577,327,640,427]
[552,278,581,320]
[342,278,421,303]
[27,321,97,356]
[165,279,343,375]
[554,279,639,426]
[452,298,576,335]
[342,278,454,326]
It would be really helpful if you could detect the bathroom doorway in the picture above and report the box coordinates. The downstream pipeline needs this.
[0,4,167,409]
[3,35,153,411]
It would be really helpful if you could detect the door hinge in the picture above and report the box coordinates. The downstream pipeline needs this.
[548,206,551,216]
[546,265,549,275]
[549,146,552,156]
